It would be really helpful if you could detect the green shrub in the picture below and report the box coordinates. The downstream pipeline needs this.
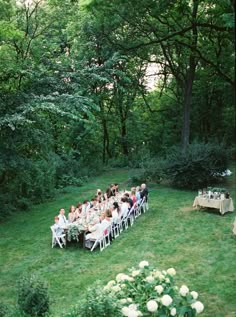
[162,142,229,189]
[67,282,122,317]
[128,158,165,185]
[17,273,50,317]
[0,303,8,317]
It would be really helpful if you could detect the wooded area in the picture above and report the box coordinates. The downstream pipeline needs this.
[0,0,235,215]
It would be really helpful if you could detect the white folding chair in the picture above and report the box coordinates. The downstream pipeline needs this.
[112,222,120,239]
[135,198,145,218]
[143,195,149,212]
[90,235,105,252]
[50,226,66,249]
[126,204,136,227]
[233,217,236,236]
[117,217,124,234]
[103,225,111,248]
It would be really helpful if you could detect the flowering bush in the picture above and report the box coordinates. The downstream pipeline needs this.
[103,261,204,317]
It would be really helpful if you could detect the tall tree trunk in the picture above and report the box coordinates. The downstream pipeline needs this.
[181,0,199,152]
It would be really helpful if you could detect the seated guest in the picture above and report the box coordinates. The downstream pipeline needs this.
[130,189,137,206]
[90,197,99,210]
[110,184,116,196]
[104,186,112,200]
[111,202,120,224]
[52,216,64,236]
[124,192,134,209]
[68,205,76,223]
[136,186,141,204]
[81,200,90,216]
[85,221,103,248]
[120,197,129,219]
[97,190,104,203]
[74,203,82,220]
[102,209,113,241]
[58,208,67,227]
[114,183,119,193]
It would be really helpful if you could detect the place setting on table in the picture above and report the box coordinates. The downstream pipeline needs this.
[193,187,234,215]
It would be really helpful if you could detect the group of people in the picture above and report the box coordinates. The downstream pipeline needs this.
[52,183,149,249]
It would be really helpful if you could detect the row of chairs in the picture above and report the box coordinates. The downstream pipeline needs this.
[89,197,148,252]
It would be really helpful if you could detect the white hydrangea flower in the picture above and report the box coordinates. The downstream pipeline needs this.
[191,291,199,300]
[145,275,155,283]
[170,307,177,316]
[107,280,116,288]
[165,278,170,283]
[159,274,165,281]
[154,285,164,294]
[121,284,127,288]
[162,270,167,275]
[137,311,143,316]
[127,310,139,317]
[153,270,161,278]
[146,300,158,312]
[129,304,137,310]
[116,273,130,282]
[116,273,126,282]
[127,298,133,303]
[122,306,130,316]
[132,270,141,277]
[112,285,121,293]
[161,294,173,306]
[120,299,127,304]
[167,268,176,276]
[139,261,149,269]
[179,285,189,296]
[191,301,204,314]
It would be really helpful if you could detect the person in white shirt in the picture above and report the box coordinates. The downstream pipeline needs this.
[58,208,67,227]
[120,197,129,219]
[86,222,103,241]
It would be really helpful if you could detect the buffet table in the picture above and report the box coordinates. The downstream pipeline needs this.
[193,196,234,215]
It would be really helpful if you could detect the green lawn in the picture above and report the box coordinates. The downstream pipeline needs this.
[0,167,235,317]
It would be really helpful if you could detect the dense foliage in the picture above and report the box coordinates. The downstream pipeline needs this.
[0,0,234,216]
[17,274,50,317]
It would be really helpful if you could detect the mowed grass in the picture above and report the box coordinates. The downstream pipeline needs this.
[0,167,236,317]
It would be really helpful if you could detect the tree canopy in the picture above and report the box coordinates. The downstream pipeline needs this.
[0,0,234,215]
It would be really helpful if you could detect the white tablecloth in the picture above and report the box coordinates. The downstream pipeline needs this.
[193,196,234,215]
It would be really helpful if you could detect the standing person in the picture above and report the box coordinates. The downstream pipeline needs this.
[140,183,149,210]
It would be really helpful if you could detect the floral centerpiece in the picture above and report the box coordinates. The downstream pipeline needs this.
[67,224,81,242]
[102,261,204,317]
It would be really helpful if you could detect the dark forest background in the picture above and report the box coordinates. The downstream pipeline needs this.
[0,0,235,217]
